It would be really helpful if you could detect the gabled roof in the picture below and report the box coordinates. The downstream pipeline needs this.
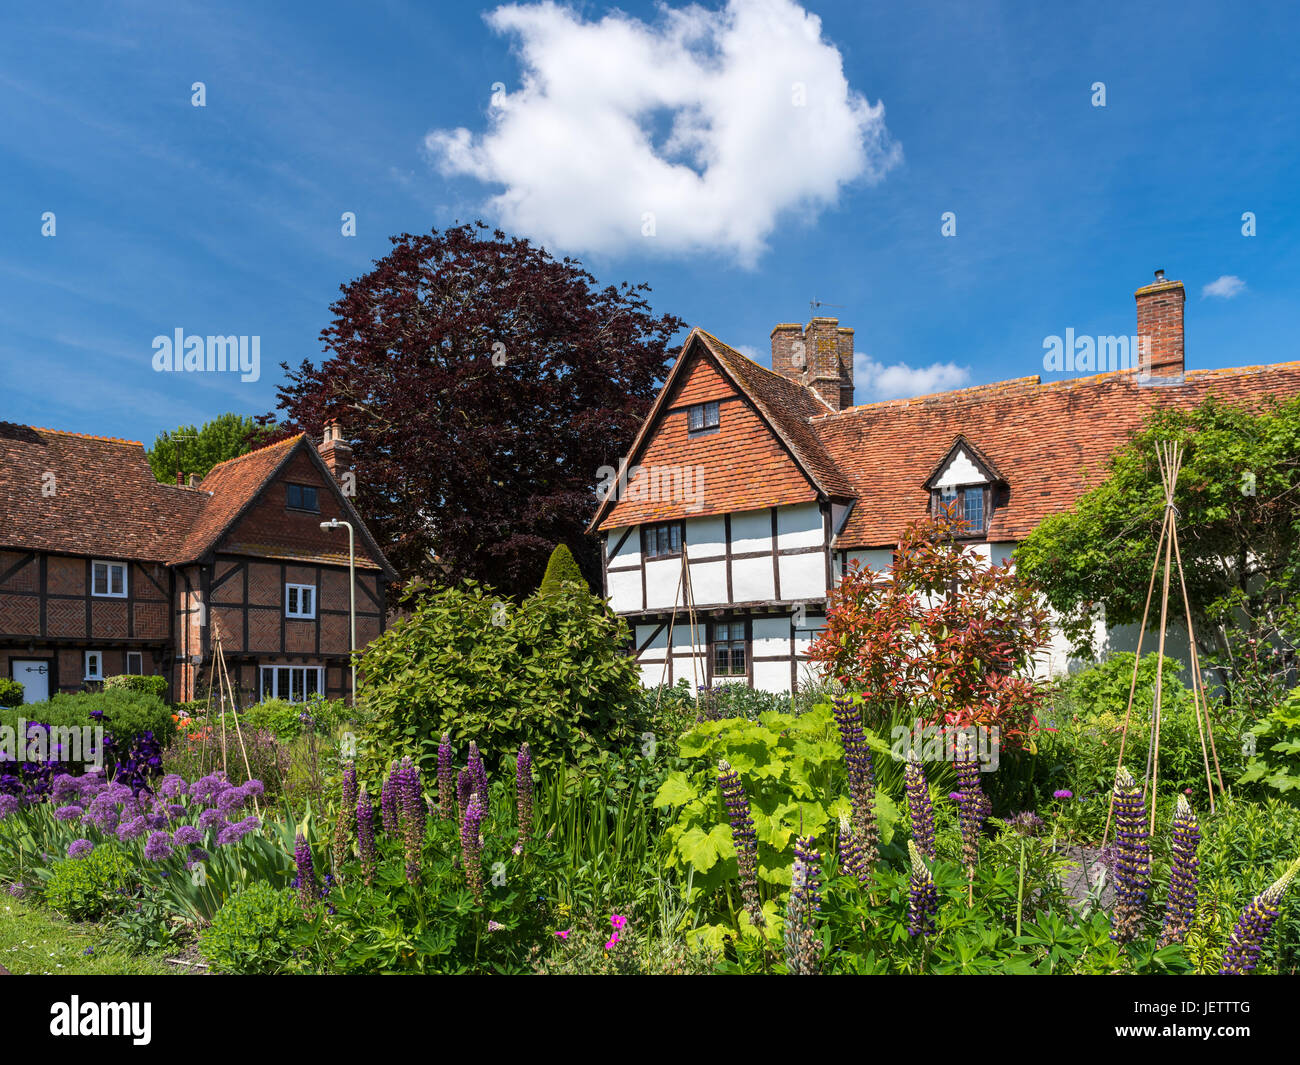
[922,434,1007,489]
[816,362,1300,549]
[0,424,206,561]
[588,329,855,531]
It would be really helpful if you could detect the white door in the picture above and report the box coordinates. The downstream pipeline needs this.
[11,661,50,703]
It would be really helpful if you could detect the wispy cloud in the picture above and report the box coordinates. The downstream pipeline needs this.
[426,0,901,267]
[854,352,970,401]
[1202,275,1246,300]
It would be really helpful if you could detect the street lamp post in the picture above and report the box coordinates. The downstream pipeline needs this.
[320,518,357,705]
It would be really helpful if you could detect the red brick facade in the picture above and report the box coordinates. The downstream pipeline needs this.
[0,425,395,705]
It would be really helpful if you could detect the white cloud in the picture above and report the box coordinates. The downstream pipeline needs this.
[854,351,970,401]
[426,0,901,266]
[1202,275,1246,299]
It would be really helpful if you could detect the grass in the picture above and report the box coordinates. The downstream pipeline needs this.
[0,897,177,975]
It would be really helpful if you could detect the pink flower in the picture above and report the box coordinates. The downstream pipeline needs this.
[1184,788,1194,795]
[555,929,570,940]
[604,932,619,950]
[610,913,627,931]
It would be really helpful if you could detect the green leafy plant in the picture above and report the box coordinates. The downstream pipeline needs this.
[44,844,135,920]
[1239,685,1300,800]
[537,542,587,594]
[0,678,24,708]
[103,674,169,700]
[201,883,313,974]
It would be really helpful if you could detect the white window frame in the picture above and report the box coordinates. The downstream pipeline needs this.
[84,651,103,682]
[285,583,317,619]
[126,651,143,676]
[259,665,324,703]
[91,560,128,599]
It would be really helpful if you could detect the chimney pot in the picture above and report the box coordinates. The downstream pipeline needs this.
[319,420,353,480]
[176,471,184,486]
[188,473,201,488]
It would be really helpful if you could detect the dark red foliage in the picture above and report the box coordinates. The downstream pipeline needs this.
[275,222,685,598]
[808,510,1052,749]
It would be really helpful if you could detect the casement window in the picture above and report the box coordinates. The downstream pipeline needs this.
[126,651,143,676]
[642,522,684,560]
[259,665,324,703]
[91,560,128,598]
[687,401,720,436]
[286,483,319,512]
[934,486,988,536]
[84,651,103,682]
[285,583,317,619]
[710,621,749,679]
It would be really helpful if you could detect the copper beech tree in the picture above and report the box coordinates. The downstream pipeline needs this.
[809,511,1051,750]
[275,222,684,598]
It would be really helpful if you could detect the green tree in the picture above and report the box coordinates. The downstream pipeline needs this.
[147,413,278,483]
[1015,395,1300,704]
[537,543,587,595]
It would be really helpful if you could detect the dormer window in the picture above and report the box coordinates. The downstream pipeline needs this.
[923,435,1004,539]
[687,401,720,436]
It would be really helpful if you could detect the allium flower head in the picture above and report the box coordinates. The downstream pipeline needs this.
[54,804,84,822]
[144,830,173,861]
[67,839,94,859]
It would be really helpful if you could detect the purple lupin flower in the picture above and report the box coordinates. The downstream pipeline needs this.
[461,792,485,900]
[1158,795,1200,949]
[836,813,867,885]
[515,743,533,854]
[467,742,489,812]
[784,835,822,975]
[907,840,938,937]
[1219,858,1300,974]
[717,759,764,928]
[357,786,377,886]
[437,733,454,819]
[830,697,879,869]
[294,831,318,913]
[334,761,358,860]
[380,760,398,834]
[954,736,987,872]
[1110,766,1150,944]
[457,766,473,823]
[904,753,937,860]
[395,756,426,883]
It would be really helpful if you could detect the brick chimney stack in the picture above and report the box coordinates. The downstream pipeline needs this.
[769,318,854,411]
[1135,269,1185,380]
[320,420,353,480]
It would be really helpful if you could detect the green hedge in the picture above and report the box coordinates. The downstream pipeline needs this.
[104,674,169,700]
[1,687,175,752]
[0,678,23,708]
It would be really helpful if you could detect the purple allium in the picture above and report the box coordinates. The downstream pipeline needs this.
[216,819,256,846]
[784,835,822,975]
[1110,766,1150,944]
[1219,859,1300,974]
[198,807,226,832]
[515,743,533,853]
[954,740,987,871]
[1159,795,1201,949]
[380,761,398,834]
[334,762,358,859]
[53,804,84,822]
[158,774,187,799]
[357,786,377,886]
[468,742,489,809]
[67,839,94,859]
[717,760,764,928]
[907,840,939,937]
[143,831,173,861]
[116,815,147,842]
[904,753,937,860]
[437,733,454,819]
[189,773,230,806]
[173,825,202,847]
[294,831,318,913]
[830,698,879,869]
[187,847,209,866]
[50,774,83,804]
[1007,810,1046,837]
[0,794,19,820]
[461,792,485,900]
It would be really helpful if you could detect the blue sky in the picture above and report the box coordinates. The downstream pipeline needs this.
[2,0,1297,444]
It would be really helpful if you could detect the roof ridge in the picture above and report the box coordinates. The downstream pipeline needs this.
[7,424,144,447]
[204,433,304,474]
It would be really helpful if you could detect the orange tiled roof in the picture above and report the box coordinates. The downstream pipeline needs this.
[0,423,207,561]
